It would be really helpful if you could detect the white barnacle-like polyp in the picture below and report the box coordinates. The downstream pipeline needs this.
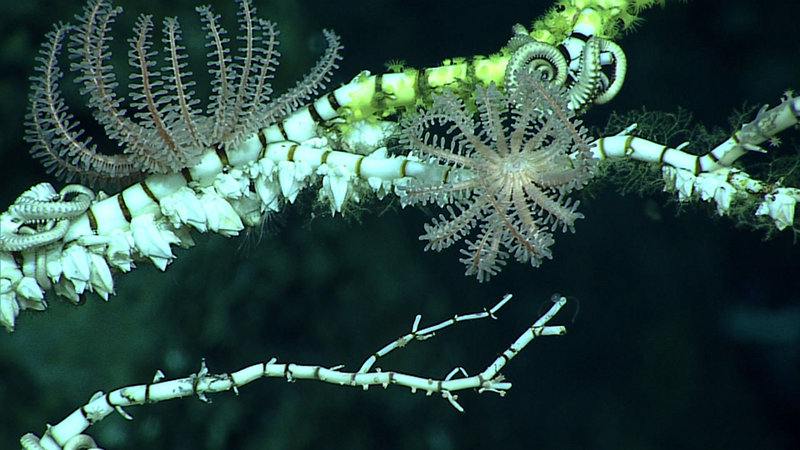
[0,287,21,331]
[15,277,45,309]
[340,120,397,154]
[130,214,178,270]
[277,161,314,203]
[253,159,281,212]
[104,229,135,272]
[756,189,800,231]
[694,171,735,215]
[88,252,114,300]
[197,188,244,237]
[45,244,64,283]
[61,245,92,295]
[667,167,696,200]
[319,164,353,214]
[213,170,249,199]
[160,187,208,232]
[713,181,736,214]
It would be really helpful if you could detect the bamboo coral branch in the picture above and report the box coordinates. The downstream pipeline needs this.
[20,296,568,449]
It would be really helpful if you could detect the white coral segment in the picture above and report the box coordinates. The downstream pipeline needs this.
[160,186,207,232]
[198,188,244,237]
[755,188,800,231]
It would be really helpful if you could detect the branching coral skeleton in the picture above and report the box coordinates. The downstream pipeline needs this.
[1,0,798,448]
[20,295,567,450]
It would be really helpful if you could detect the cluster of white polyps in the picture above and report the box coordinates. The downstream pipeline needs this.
[662,165,800,230]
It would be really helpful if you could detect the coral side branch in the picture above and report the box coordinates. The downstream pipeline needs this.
[593,96,800,173]
[592,94,800,230]
[20,296,568,450]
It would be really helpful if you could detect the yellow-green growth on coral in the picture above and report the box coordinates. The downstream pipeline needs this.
[530,0,664,43]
